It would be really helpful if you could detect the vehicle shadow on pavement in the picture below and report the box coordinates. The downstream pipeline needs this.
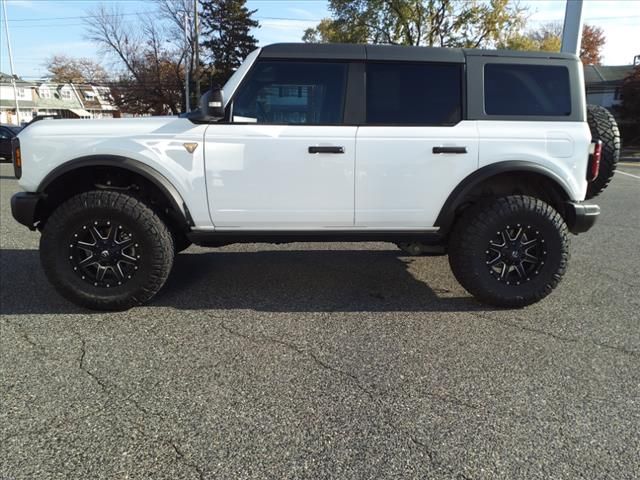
[158,249,495,313]
[0,249,497,314]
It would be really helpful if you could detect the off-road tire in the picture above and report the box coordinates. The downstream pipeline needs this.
[40,190,174,310]
[448,195,569,307]
[586,104,620,199]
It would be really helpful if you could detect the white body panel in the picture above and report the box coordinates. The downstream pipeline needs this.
[17,117,213,228]
[16,117,591,231]
[477,121,591,201]
[355,122,479,227]
[203,124,356,228]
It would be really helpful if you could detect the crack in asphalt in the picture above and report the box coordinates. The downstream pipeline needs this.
[3,319,46,354]
[78,337,110,391]
[219,320,472,478]
[3,331,208,479]
[170,440,207,480]
[74,335,210,479]
[472,312,639,359]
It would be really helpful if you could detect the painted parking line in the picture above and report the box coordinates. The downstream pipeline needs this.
[617,170,640,180]
[619,162,640,168]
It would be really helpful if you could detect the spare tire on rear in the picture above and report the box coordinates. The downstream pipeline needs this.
[585,104,621,199]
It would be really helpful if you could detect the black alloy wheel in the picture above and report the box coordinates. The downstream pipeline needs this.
[485,224,547,286]
[40,190,174,310]
[69,221,140,288]
[448,195,569,307]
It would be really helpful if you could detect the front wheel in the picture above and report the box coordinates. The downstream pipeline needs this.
[448,196,569,307]
[40,190,175,310]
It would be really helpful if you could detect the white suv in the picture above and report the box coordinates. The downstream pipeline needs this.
[10,43,610,310]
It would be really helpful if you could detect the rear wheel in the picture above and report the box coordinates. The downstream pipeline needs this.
[586,104,620,199]
[448,195,569,307]
[40,190,174,310]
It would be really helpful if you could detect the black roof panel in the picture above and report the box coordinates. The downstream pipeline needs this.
[259,43,579,63]
[366,44,464,63]
[260,43,366,60]
[463,48,579,61]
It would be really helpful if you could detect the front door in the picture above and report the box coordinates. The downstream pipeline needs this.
[204,60,355,229]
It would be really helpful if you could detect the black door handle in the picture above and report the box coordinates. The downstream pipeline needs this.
[308,146,345,154]
[432,146,467,154]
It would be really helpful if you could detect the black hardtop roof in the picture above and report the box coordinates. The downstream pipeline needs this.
[259,43,579,63]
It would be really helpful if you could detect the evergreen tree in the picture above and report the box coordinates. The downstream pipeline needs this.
[200,0,259,87]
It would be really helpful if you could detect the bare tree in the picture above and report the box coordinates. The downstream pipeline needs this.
[45,54,108,83]
[157,0,201,107]
[84,4,186,114]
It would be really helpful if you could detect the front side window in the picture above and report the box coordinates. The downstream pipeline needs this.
[232,61,348,124]
[484,64,571,116]
[366,62,462,125]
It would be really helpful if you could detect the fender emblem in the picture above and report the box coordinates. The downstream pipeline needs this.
[183,142,198,154]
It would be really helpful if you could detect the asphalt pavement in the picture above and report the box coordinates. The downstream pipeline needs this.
[1,162,639,479]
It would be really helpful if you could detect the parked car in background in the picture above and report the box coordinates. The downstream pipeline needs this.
[0,124,22,163]
[24,114,59,127]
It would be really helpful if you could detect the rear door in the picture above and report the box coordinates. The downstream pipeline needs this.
[355,61,478,228]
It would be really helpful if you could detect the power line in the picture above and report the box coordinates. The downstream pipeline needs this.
[6,11,152,21]
[6,11,322,23]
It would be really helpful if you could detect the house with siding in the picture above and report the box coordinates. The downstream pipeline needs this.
[0,72,36,125]
[0,72,119,125]
[584,64,635,115]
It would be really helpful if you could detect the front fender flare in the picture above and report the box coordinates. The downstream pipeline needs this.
[37,155,192,226]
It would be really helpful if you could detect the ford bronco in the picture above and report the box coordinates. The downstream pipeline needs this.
[10,43,618,310]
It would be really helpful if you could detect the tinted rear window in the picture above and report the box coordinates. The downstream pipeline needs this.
[484,64,571,116]
[366,62,462,125]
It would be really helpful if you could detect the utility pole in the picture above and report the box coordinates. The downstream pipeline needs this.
[194,0,201,100]
[183,11,191,112]
[561,0,584,55]
[2,0,21,125]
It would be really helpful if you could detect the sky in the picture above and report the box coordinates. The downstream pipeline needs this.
[1,0,639,80]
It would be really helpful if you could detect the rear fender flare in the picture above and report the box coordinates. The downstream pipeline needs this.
[435,161,573,234]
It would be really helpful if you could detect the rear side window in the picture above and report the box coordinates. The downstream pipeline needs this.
[366,62,462,125]
[232,61,348,124]
[484,64,571,116]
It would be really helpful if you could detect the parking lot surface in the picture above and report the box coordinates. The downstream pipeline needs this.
[1,162,639,479]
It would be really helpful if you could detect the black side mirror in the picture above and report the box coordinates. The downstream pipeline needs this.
[188,89,225,122]
[199,89,225,120]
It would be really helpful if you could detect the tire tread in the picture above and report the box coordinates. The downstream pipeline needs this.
[449,195,569,307]
[586,104,620,199]
[40,190,174,310]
